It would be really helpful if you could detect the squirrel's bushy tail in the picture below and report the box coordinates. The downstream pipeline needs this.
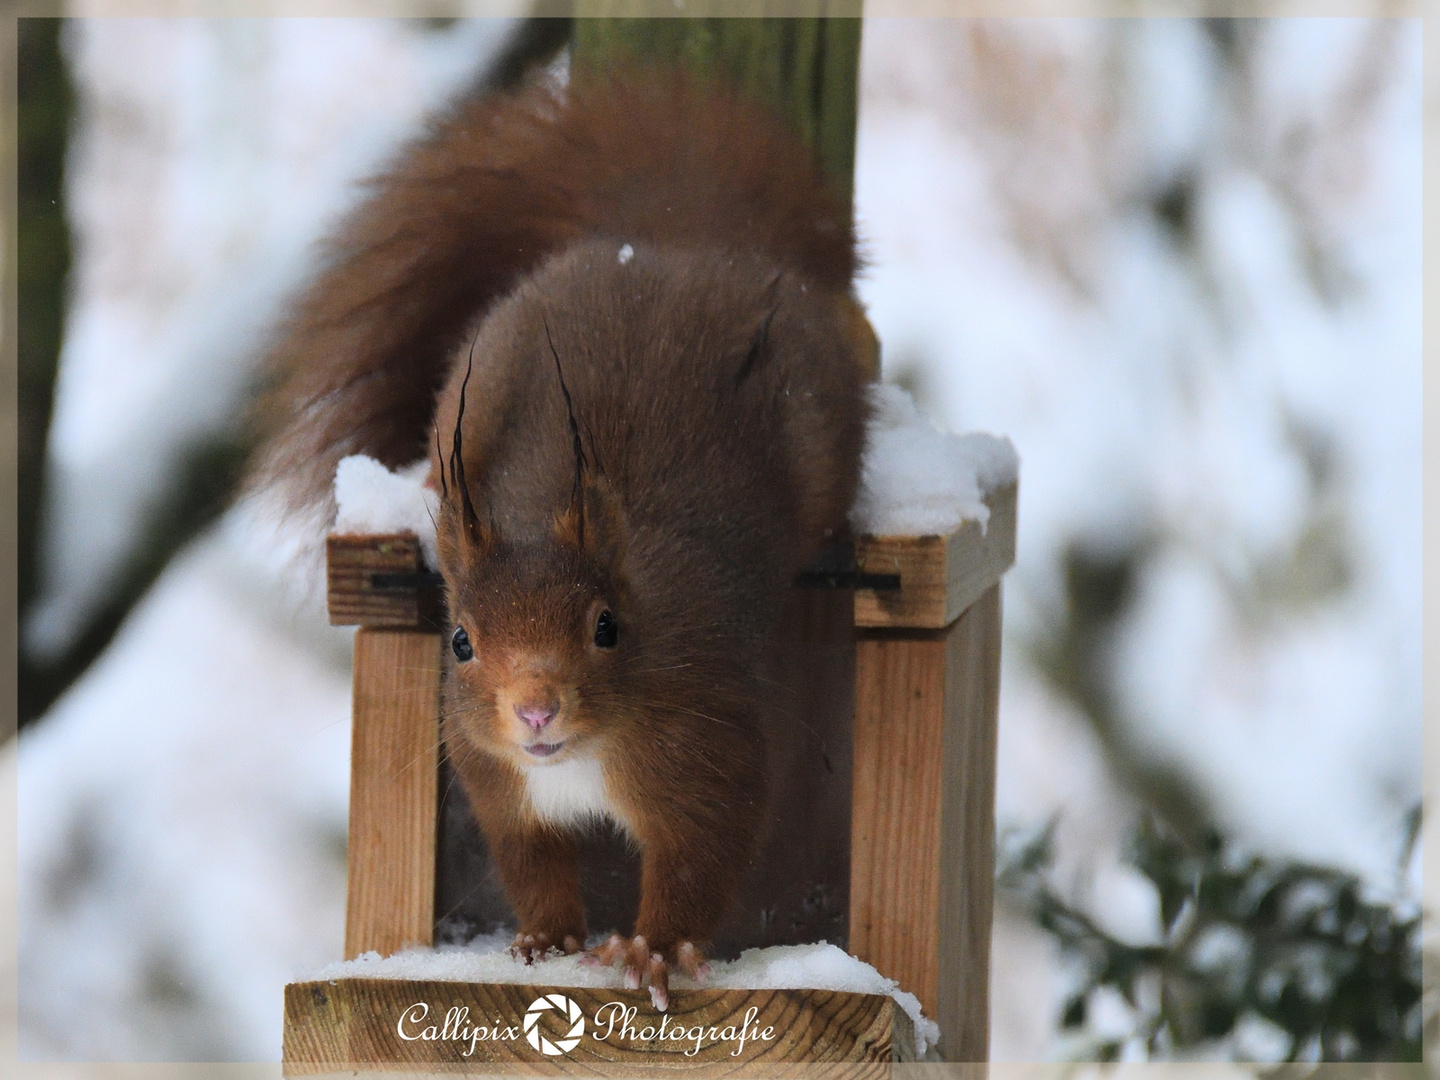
[248,66,857,515]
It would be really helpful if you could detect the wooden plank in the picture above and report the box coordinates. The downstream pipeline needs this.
[853,481,1016,631]
[936,584,1002,1062]
[345,628,442,960]
[848,632,945,1022]
[327,532,436,629]
[283,980,913,1073]
[849,586,1003,1061]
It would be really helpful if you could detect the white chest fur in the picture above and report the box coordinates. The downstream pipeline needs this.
[523,756,626,831]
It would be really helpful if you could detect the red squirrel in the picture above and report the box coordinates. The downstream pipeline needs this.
[253,66,872,1010]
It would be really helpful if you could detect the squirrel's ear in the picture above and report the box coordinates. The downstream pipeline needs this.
[554,473,625,567]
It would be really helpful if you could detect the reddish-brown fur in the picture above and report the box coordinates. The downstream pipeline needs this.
[252,68,857,509]
[252,68,869,1007]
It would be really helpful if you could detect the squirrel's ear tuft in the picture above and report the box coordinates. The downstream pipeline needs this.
[462,505,494,555]
[553,501,582,550]
[554,473,626,567]
[439,493,495,566]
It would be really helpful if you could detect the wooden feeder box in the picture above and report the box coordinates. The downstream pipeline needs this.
[281,478,1016,1074]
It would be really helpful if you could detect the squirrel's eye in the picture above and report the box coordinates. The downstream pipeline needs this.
[451,625,474,662]
[594,609,618,649]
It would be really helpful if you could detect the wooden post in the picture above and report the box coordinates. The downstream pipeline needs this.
[344,628,441,960]
[849,483,1016,1061]
[328,534,443,959]
[938,584,1003,1060]
[571,9,862,208]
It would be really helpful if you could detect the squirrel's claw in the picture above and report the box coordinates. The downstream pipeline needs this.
[510,930,580,963]
[587,933,629,967]
[648,953,669,1011]
[586,934,710,1012]
[677,941,712,983]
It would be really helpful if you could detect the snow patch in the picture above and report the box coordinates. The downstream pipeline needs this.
[851,383,1019,536]
[333,456,439,569]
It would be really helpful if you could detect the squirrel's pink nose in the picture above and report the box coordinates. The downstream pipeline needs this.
[516,703,558,730]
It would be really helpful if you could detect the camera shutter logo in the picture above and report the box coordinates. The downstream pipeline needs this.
[524,994,585,1055]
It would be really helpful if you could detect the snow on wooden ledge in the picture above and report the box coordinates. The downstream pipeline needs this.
[332,383,1017,552]
[327,383,1019,633]
[283,941,935,1072]
[314,939,936,1054]
[848,383,1016,539]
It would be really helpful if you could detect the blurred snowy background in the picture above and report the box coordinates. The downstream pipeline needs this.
[11,14,1423,1064]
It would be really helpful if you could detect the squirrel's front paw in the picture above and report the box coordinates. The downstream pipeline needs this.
[510,929,583,964]
[582,934,712,1011]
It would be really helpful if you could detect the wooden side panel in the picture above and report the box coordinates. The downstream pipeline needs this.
[937,585,1002,1062]
[848,632,945,1018]
[941,483,1016,628]
[283,980,912,1072]
[850,587,1002,1061]
[345,628,442,960]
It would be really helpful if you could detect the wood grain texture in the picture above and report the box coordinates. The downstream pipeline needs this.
[345,629,442,960]
[853,481,1016,631]
[327,533,434,628]
[849,587,1003,1061]
[848,634,945,1019]
[936,585,1002,1062]
[282,980,913,1074]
